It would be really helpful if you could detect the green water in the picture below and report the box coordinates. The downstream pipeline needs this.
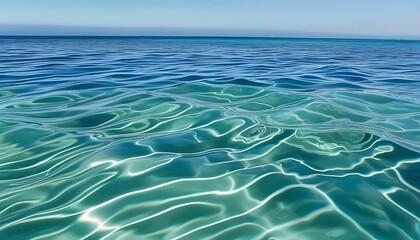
[1,83,419,239]
[0,37,419,239]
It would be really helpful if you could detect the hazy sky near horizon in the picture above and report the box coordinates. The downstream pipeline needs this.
[1,0,420,38]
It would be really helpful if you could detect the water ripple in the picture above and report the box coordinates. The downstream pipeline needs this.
[0,37,419,240]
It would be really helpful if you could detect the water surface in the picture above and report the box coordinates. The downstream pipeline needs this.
[0,37,419,239]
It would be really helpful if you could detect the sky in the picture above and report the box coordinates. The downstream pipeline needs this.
[0,0,420,38]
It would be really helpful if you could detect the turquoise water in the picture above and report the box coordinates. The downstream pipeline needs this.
[0,37,419,239]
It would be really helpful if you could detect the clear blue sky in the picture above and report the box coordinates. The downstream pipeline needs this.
[1,0,420,38]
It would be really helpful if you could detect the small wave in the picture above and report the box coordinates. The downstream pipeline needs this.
[0,37,419,240]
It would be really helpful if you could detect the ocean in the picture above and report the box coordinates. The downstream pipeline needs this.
[0,36,419,239]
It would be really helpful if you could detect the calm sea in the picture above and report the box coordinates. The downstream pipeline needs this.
[0,37,419,239]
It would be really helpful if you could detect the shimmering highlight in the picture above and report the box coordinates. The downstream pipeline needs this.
[0,37,419,240]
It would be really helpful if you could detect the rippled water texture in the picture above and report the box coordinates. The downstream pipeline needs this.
[0,37,419,240]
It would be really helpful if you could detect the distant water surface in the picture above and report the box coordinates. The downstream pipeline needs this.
[0,37,419,240]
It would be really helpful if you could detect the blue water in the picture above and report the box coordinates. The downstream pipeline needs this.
[0,37,419,239]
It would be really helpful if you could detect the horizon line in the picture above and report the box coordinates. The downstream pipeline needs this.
[1,24,420,41]
[1,35,420,42]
